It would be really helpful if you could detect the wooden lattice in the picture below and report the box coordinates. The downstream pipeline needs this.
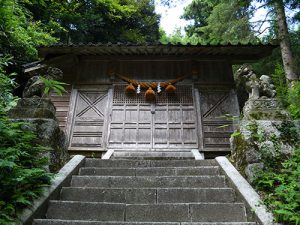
[113,85,193,104]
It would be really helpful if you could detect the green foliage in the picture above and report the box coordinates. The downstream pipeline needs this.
[0,0,57,60]
[26,0,160,43]
[271,63,300,119]
[287,81,300,119]
[0,57,18,112]
[181,0,218,38]
[182,0,257,44]
[245,119,300,224]
[246,121,265,142]
[276,120,299,145]
[159,27,203,44]
[272,63,289,107]
[253,149,300,225]
[0,116,52,224]
[0,57,52,224]
[199,0,256,44]
[39,77,68,96]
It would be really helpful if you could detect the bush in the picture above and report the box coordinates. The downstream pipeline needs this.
[272,63,289,108]
[253,149,300,225]
[0,57,52,224]
[287,81,300,119]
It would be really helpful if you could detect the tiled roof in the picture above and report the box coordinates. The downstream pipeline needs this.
[39,41,278,62]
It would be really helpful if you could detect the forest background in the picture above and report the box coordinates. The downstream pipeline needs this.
[0,0,299,224]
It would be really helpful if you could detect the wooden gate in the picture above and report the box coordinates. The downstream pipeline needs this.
[107,85,200,150]
[68,90,108,150]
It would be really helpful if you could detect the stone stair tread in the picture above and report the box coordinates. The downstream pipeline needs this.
[46,201,247,222]
[85,159,217,168]
[112,151,194,160]
[79,166,220,176]
[34,219,257,225]
[70,175,226,188]
[32,159,257,225]
[60,187,236,203]
[82,166,220,169]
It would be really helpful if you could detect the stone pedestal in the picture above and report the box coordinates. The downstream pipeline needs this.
[243,97,289,120]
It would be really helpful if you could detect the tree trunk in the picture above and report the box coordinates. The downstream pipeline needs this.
[274,0,298,81]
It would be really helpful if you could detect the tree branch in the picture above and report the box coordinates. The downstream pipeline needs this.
[253,26,271,35]
[251,2,270,13]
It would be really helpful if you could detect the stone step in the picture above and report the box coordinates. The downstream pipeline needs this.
[46,201,247,222]
[85,159,217,168]
[113,151,194,159]
[60,187,235,204]
[71,176,226,188]
[79,166,220,176]
[34,220,257,225]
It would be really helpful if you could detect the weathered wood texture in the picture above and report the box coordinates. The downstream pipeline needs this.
[62,59,233,86]
[108,85,200,150]
[49,89,71,131]
[68,87,109,151]
[198,87,239,156]
[51,58,239,157]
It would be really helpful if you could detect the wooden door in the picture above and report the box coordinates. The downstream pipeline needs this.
[107,85,200,150]
[69,90,108,150]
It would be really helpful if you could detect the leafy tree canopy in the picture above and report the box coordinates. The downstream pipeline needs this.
[1,0,160,62]
[0,0,57,61]
[25,0,160,44]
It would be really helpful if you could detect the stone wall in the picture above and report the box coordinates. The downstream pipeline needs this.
[230,66,299,183]
[8,67,69,172]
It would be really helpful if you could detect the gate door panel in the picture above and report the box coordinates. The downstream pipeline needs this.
[69,90,108,149]
[108,85,199,150]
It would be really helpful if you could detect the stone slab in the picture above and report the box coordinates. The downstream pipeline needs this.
[80,168,136,176]
[85,159,217,168]
[60,187,156,204]
[71,176,226,188]
[157,188,235,203]
[34,220,257,225]
[34,220,180,225]
[79,167,220,176]
[126,204,189,222]
[46,201,125,221]
[190,203,247,222]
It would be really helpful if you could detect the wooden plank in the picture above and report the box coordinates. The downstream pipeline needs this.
[52,102,70,107]
[107,84,199,150]
[69,90,108,149]
[56,111,68,117]
[55,107,69,112]
[56,117,68,122]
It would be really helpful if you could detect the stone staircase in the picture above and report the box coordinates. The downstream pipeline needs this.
[112,150,195,160]
[33,159,257,225]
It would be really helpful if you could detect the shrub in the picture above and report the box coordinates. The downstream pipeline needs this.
[253,149,300,225]
[272,63,289,108]
[0,57,52,224]
[287,81,300,119]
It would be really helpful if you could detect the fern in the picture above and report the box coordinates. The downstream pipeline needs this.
[0,57,52,224]
[39,76,68,96]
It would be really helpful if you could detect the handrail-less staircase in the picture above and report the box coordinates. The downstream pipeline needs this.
[25,152,273,225]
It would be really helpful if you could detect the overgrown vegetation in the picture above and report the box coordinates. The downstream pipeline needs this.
[287,81,300,119]
[231,118,300,224]
[272,63,300,119]
[0,58,52,225]
[253,149,300,225]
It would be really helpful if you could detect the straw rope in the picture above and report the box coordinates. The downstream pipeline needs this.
[113,72,188,89]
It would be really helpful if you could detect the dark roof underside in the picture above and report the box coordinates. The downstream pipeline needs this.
[39,42,278,62]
